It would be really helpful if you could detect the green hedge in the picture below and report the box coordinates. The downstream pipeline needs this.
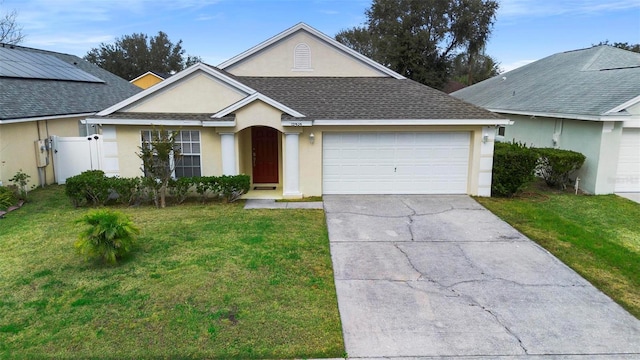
[535,148,586,189]
[491,142,539,197]
[65,171,250,207]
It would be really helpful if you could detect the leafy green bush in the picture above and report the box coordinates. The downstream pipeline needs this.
[64,173,250,206]
[491,142,539,197]
[75,209,139,264]
[168,177,193,204]
[193,176,217,203]
[109,177,142,206]
[0,186,16,209]
[65,170,111,207]
[218,174,250,202]
[9,169,33,200]
[534,148,586,189]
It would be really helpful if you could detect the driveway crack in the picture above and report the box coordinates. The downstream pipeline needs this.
[400,199,417,241]
[327,211,408,219]
[393,243,423,281]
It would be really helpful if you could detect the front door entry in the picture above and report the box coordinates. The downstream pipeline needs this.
[252,126,279,183]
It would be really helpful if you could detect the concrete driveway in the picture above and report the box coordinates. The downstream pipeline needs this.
[324,195,640,359]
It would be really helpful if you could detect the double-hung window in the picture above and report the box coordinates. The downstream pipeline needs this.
[174,130,201,177]
[141,130,201,178]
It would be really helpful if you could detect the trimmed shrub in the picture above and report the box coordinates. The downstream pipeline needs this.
[491,142,538,197]
[109,177,143,206]
[168,177,193,204]
[534,148,586,189]
[64,173,250,206]
[218,174,250,202]
[75,209,139,264]
[65,170,111,207]
[193,176,217,203]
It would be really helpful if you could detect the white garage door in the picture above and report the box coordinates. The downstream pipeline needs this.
[323,132,470,194]
[615,128,640,192]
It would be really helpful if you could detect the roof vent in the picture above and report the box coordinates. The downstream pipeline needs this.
[293,43,312,71]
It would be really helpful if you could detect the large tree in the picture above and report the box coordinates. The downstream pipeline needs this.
[450,52,500,86]
[594,41,640,53]
[84,31,201,80]
[336,0,499,89]
[0,1,25,44]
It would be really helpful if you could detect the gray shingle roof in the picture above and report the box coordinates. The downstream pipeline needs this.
[99,112,234,122]
[239,77,503,120]
[1,44,141,120]
[451,45,640,117]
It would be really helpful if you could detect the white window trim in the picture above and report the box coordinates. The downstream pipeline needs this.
[140,129,202,178]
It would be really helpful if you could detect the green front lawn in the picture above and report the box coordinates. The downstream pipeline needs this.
[0,186,344,359]
[476,184,640,318]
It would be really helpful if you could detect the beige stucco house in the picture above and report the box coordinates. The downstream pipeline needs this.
[0,43,140,187]
[87,23,508,198]
[453,45,640,194]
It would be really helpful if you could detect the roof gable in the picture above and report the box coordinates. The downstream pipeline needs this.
[452,45,640,119]
[98,63,255,116]
[97,62,305,119]
[219,23,405,79]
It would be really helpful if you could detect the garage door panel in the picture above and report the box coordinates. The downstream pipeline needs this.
[323,132,470,194]
[616,129,640,192]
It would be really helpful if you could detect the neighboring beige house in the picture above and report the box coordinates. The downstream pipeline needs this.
[0,43,141,187]
[87,23,508,198]
[453,45,640,194]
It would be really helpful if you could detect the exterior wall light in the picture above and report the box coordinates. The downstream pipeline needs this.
[309,132,315,144]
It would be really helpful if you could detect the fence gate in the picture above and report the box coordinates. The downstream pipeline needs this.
[51,135,104,184]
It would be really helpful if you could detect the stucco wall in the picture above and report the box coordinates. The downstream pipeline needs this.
[108,123,487,197]
[501,114,624,194]
[113,125,223,178]
[0,117,81,186]
[124,73,246,113]
[225,31,387,77]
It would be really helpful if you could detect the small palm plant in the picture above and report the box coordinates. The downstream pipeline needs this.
[75,210,139,264]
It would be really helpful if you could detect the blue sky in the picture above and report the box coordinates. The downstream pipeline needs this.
[3,0,639,72]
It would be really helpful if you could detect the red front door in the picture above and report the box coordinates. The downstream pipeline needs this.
[252,127,279,183]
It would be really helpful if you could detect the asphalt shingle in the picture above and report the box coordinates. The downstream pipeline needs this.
[451,45,640,117]
[240,76,503,120]
[0,44,141,120]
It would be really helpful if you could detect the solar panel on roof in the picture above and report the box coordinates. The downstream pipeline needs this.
[0,46,105,83]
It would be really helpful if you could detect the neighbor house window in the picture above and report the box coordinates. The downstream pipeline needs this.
[293,43,312,70]
[140,130,201,178]
[497,126,506,137]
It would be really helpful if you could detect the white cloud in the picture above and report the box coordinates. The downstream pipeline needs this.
[28,34,113,46]
[499,0,640,17]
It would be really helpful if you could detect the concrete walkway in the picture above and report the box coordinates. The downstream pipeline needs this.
[324,195,640,359]
[244,199,323,209]
[617,192,640,204]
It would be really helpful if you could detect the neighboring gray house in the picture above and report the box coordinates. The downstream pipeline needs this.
[453,45,640,194]
[0,43,141,186]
